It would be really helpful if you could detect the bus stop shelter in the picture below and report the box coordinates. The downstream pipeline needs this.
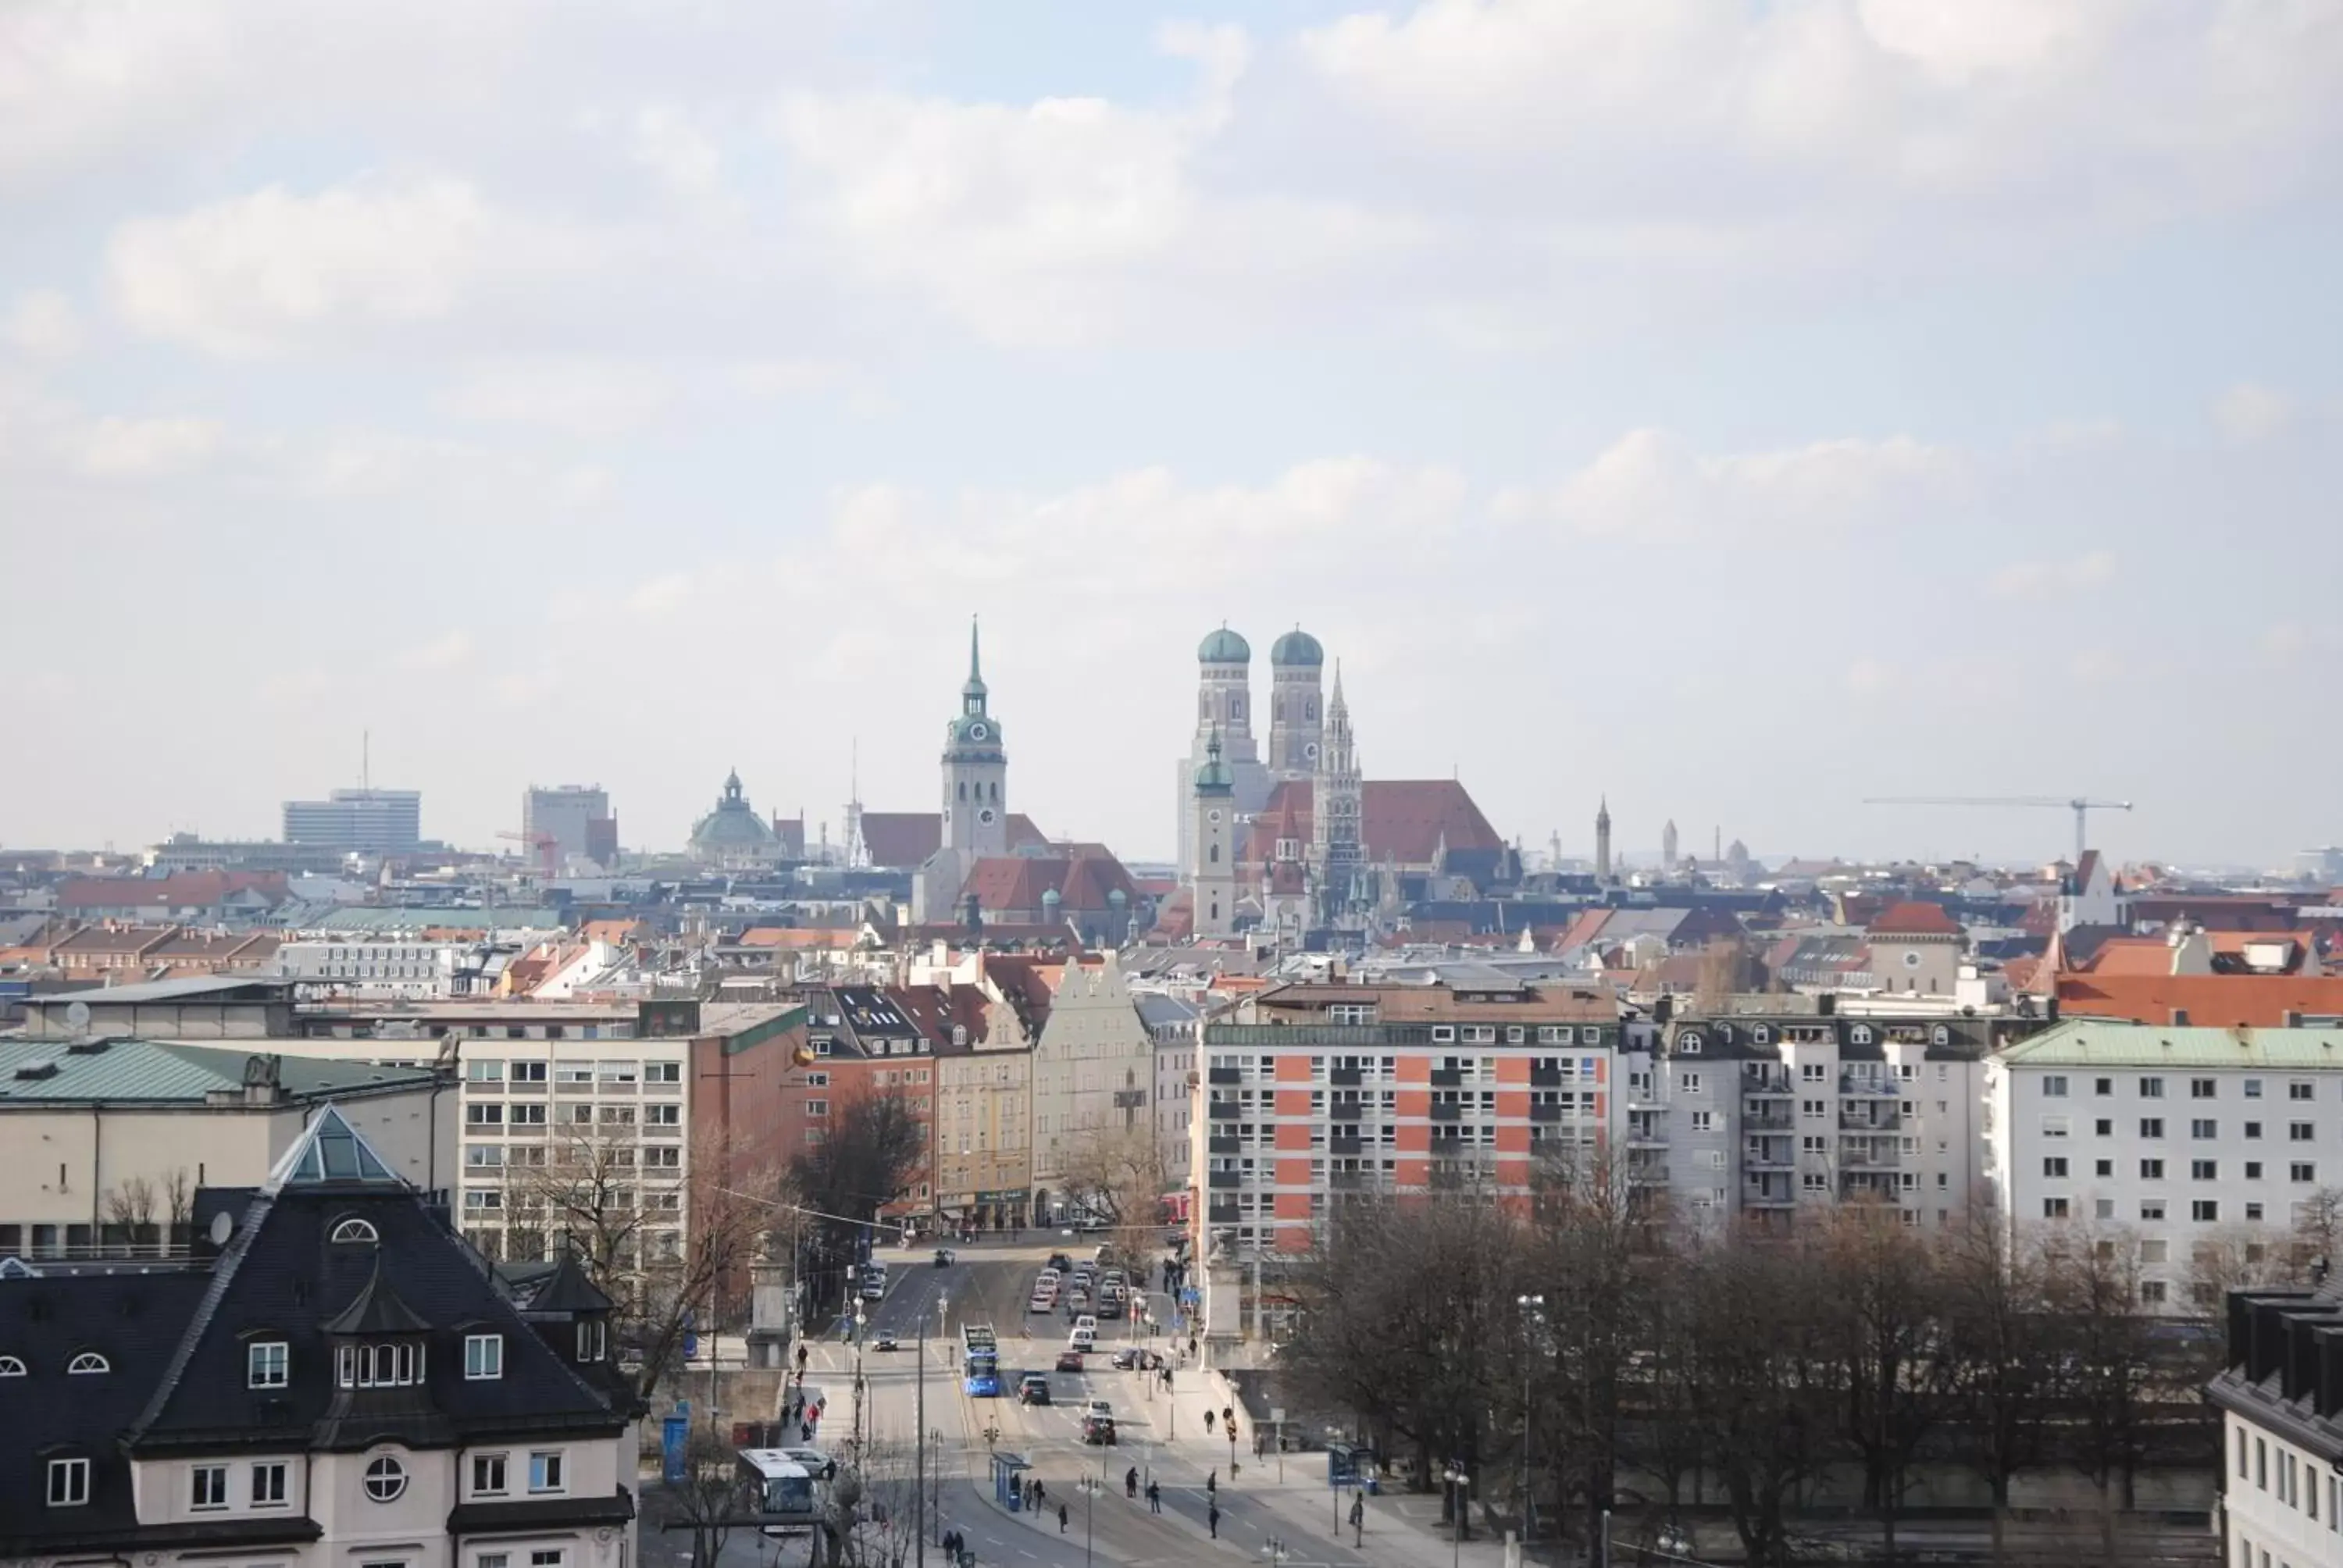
[992,1451,1032,1511]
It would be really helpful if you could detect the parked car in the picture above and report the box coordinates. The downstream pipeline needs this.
[1056,1350,1086,1373]
[1111,1347,1144,1370]
[1018,1373,1052,1406]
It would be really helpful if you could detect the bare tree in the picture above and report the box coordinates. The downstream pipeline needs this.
[508,1124,783,1402]
[161,1165,194,1248]
[2291,1185,2343,1274]
[789,1090,928,1319]
[1691,938,1750,1010]
[1938,1210,2064,1566]
[102,1175,159,1253]
[1821,1203,1955,1566]
[1057,1124,1167,1263]
[658,1424,750,1568]
[2040,1221,2160,1567]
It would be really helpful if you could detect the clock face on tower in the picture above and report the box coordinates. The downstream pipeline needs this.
[979,807,998,825]
[1207,808,1223,823]
[1304,742,1320,761]
[969,722,989,740]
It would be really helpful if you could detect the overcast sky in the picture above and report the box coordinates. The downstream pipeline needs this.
[5,1,2340,871]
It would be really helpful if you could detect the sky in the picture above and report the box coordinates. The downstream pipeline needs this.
[5,0,2341,871]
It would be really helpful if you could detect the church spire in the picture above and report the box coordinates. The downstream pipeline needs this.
[965,615,985,690]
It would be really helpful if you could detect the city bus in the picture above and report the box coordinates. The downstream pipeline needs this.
[736,1449,819,1535]
[961,1324,1001,1396]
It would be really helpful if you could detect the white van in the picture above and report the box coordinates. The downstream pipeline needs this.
[1068,1324,1097,1352]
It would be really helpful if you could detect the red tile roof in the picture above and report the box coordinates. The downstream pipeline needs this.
[2055,974,2343,1027]
[1866,901,1960,937]
[859,812,1050,868]
[1243,779,1503,867]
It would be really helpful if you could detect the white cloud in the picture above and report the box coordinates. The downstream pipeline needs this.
[1988,550,2117,599]
[2067,647,2124,686]
[105,176,517,356]
[440,359,678,438]
[2215,382,2296,444]
[1844,657,1898,695]
[62,414,223,478]
[395,631,474,672]
[627,572,696,616]
[1498,428,1955,537]
[2,290,82,358]
[627,105,726,199]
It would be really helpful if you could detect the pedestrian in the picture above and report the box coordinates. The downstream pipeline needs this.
[1204,1409,1215,1435]
[1208,1503,1220,1539]
[1125,1466,1138,1499]
[1206,1471,1217,1498]
[1350,1494,1364,1541]
[1147,1481,1162,1513]
[1058,1503,1068,1534]
[801,1421,813,1442]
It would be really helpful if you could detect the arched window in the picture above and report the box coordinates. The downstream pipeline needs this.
[0,1356,25,1377]
[1209,844,1220,864]
[66,1352,110,1374]
[957,782,966,801]
[990,782,999,801]
[330,1217,380,1245]
[1307,700,1317,722]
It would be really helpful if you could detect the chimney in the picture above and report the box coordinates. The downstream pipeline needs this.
[2170,1008,2189,1026]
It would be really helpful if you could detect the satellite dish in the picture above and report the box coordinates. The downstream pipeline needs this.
[209,1211,234,1247]
[65,1000,91,1035]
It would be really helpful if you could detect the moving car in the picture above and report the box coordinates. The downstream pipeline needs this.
[1028,1293,1054,1313]
[1068,1324,1097,1352]
[1082,1411,1118,1445]
[872,1332,898,1352]
[1085,1399,1114,1423]
[1047,1253,1074,1274]
[1072,1314,1098,1335]
[933,1247,957,1267]
[1111,1347,1144,1370]
[1018,1373,1052,1405]
[1056,1349,1086,1372]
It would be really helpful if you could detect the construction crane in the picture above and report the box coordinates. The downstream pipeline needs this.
[1862,796,2133,863]
[496,829,558,880]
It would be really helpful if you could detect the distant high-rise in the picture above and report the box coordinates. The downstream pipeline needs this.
[282,788,422,854]
[523,784,615,870]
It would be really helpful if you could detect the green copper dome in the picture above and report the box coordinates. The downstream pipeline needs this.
[1270,627,1324,667]
[1197,625,1250,665]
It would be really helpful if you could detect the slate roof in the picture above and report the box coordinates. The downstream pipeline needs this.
[0,1108,633,1554]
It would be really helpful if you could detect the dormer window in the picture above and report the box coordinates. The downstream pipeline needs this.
[465,1334,504,1380]
[248,1341,290,1388]
[337,1343,424,1388]
[66,1352,109,1375]
[576,1319,608,1362]
[0,1356,24,1377]
[47,1456,90,1506]
[330,1217,380,1245]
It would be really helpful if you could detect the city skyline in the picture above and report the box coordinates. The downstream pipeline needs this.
[5,2,2340,866]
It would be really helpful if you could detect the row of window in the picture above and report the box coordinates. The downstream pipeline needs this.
[2044,1196,2251,1221]
[467,1059,683,1084]
[2043,1156,2322,1183]
[2043,1115,2327,1141]
[2044,1074,2324,1100]
[2237,1418,2342,1548]
[189,1459,290,1509]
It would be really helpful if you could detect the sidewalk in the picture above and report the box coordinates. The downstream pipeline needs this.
[1157,1367,1533,1568]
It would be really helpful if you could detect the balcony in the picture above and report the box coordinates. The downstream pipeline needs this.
[1743,1146,1794,1170]
[1838,1077,1897,1096]
[1529,1104,1564,1124]
[1329,1171,1377,1192]
[1207,1100,1240,1121]
[1327,1134,1363,1156]
[1743,1113,1795,1131]
[1627,1124,1668,1148]
[1208,1135,1239,1156]
[1330,1067,1363,1087]
[1627,1164,1671,1185]
[1207,1170,1243,1189]
[1838,1150,1900,1169]
[1840,1112,1902,1131]
[1529,1067,1564,1088]
[505,1080,547,1096]
[1208,1067,1241,1085]
[1207,1203,1239,1224]
[1742,1191,1797,1209]
[1429,1069,1464,1089]
[1428,1103,1463,1122]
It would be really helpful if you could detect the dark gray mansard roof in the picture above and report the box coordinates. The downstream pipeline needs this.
[0,1107,631,1556]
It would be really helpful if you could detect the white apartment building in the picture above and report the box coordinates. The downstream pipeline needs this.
[263,1027,694,1267]
[1628,1007,1995,1231]
[276,938,477,999]
[1988,1023,2343,1311]
[2209,1281,2343,1568]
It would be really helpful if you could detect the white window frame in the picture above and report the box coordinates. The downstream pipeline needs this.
[473,1452,510,1496]
[252,1460,289,1507]
[191,1463,229,1510]
[529,1450,567,1494]
[48,1456,91,1506]
[465,1334,505,1381]
[248,1339,289,1388]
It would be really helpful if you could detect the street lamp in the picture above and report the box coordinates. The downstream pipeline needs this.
[849,1299,868,1459]
[1078,1474,1102,1568]
[1444,1463,1471,1567]
[918,1294,947,1568]
[1517,1292,1546,1544]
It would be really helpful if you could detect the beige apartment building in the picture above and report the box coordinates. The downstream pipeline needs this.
[0,1035,455,1259]
[1031,953,1156,1217]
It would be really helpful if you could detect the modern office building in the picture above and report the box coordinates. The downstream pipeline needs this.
[282,787,423,854]
[524,784,617,869]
